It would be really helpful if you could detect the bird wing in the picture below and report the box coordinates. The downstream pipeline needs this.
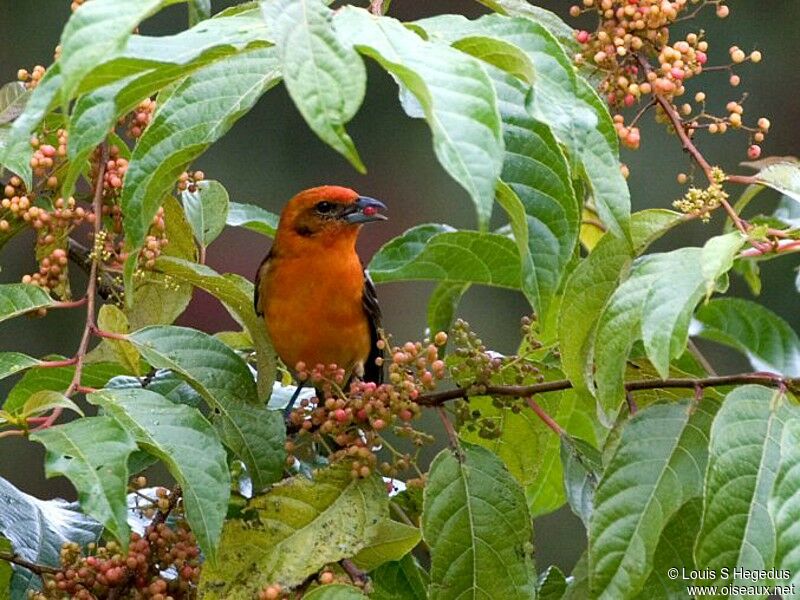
[362,269,384,384]
[253,248,273,317]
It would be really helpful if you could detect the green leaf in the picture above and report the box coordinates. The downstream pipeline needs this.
[694,385,793,590]
[769,417,800,595]
[63,9,271,196]
[422,443,537,600]
[538,565,568,600]
[0,352,42,384]
[369,224,522,289]
[370,555,429,600]
[262,0,366,172]
[303,585,369,600]
[181,179,230,247]
[0,284,54,324]
[2,361,121,416]
[0,82,30,125]
[559,209,683,392]
[335,7,504,230]
[58,0,183,102]
[693,298,800,377]
[427,282,469,345]
[0,537,11,600]
[560,435,602,529]
[121,46,280,249]
[475,0,580,55]
[127,325,284,491]
[89,387,230,563]
[640,499,703,599]
[563,552,589,600]
[452,36,535,85]
[445,30,579,317]
[199,466,388,598]
[0,65,63,185]
[589,399,718,599]
[594,233,744,421]
[189,0,211,25]
[30,416,137,548]
[0,476,101,596]
[415,13,630,240]
[226,201,278,237]
[21,391,84,419]
[352,519,421,571]
[754,161,800,203]
[97,304,142,375]
[154,256,277,399]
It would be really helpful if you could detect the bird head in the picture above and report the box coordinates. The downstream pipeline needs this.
[276,186,387,246]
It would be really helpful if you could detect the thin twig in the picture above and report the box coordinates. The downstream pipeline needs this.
[416,372,796,407]
[0,551,59,575]
[739,239,800,258]
[340,558,368,586]
[436,406,460,450]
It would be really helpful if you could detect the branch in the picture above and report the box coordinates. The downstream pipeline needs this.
[0,551,59,575]
[738,239,800,258]
[416,372,796,407]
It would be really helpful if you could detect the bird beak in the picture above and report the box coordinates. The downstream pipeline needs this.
[344,196,388,224]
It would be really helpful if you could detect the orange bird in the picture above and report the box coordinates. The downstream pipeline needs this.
[254,186,387,395]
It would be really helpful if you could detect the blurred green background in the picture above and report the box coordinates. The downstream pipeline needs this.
[0,0,797,575]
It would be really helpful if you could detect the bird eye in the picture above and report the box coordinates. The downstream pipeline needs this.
[315,201,334,214]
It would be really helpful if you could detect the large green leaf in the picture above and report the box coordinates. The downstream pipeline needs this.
[422,443,537,600]
[30,416,137,547]
[2,361,121,415]
[560,435,602,529]
[371,555,429,600]
[226,201,278,237]
[127,325,284,491]
[154,256,276,399]
[0,284,54,324]
[63,8,270,196]
[694,386,794,591]
[0,83,30,125]
[335,7,504,230]
[89,388,230,563]
[459,384,596,517]
[0,476,101,596]
[754,161,800,204]
[593,232,744,421]
[352,519,421,572]
[694,298,800,377]
[640,498,703,599]
[97,304,141,375]
[0,353,42,386]
[369,224,522,289]
[558,209,683,393]
[199,466,387,598]
[181,179,230,248]
[415,13,630,240]
[121,46,281,249]
[589,400,719,599]
[262,0,366,171]
[303,585,368,600]
[769,417,800,595]
[58,0,184,101]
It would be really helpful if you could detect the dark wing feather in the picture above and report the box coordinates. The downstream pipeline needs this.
[362,270,384,384]
[253,248,273,317]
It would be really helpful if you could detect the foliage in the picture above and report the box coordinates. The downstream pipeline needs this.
[0,0,798,599]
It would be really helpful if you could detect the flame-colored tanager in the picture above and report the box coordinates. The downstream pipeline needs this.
[254,186,387,386]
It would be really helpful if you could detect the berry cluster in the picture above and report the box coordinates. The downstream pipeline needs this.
[449,317,547,439]
[17,66,46,90]
[286,335,447,480]
[30,521,200,599]
[123,98,157,139]
[176,171,206,194]
[570,0,771,158]
[30,129,68,179]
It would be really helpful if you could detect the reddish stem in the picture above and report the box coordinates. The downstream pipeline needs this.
[90,326,127,341]
[37,357,78,368]
[739,239,800,258]
[525,396,564,435]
